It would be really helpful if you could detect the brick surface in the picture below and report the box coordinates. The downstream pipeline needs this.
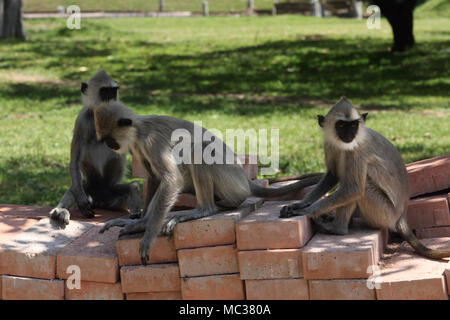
[407,195,450,229]
[174,193,197,209]
[181,273,245,300]
[0,215,39,244]
[407,154,450,197]
[116,233,177,266]
[239,249,303,279]
[65,281,123,300]
[56,226,120,283]
[236,201,314,250]
[309,279,375,300]
[375,238,450,300]
[126,291,182,300]
[174,197,263,249]
[302,228,383,280]
[2,275,64,300]
[178,245,239,277]
[132,155,148,178]
[245,279,309,300]
[0,204,51,219]
[416,226,450,239]
[120,263,181,293]
[0,218,93,279]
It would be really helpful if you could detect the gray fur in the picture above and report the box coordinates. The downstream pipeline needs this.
[49,70,141,225]
[280,97,450,259]
[97,101,321,264]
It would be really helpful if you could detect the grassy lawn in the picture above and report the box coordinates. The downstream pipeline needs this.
[0,14,449,206]
[23,0,275,13]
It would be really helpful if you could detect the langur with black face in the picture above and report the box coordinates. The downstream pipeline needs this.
[280,97,450,259]
[49,70,142,225]
[96,101,322,264]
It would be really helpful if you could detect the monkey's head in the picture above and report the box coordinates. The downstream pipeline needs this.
[81,69,119,109]
[318,97,368,150]
[94,101,137,155]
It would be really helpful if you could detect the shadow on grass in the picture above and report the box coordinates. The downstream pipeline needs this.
[2,34,449,115]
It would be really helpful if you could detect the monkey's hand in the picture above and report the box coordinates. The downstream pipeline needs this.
[76,194,95,218]
[279,201,312,218]
[49,208,70,225]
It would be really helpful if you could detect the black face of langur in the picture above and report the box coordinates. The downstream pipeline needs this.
[81,69,119,108]
[318,110,368,145]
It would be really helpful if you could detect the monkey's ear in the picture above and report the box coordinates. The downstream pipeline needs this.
[317,115,325,128]
[117,118,132,127]
[362,113,368,122]
[81,82,88,94]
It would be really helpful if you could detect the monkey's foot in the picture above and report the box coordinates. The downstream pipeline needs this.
[99,217,146,235]
[312,214,348,235]
[128,211,142,219]
[279,201,312,218]
[49,208,70,225]
[160,216,181,236]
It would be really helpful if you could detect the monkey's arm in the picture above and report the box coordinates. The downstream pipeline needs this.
[69,118,94,217]
[279,171,338,218]
[306,160,367,217]
[138,151,183,263]
[300,171,338,206]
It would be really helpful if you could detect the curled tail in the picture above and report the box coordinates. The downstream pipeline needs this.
[249,174,322,198]
[396,215,450,259]
[268,172,324,184]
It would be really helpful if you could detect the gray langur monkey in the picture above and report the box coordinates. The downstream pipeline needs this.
[280,97,450,259]
[96,101,322,264]
[49,69,142,225]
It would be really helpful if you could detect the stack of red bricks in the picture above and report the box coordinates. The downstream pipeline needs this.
[0,153,449,300]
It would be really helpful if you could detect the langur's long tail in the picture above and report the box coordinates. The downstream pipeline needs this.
[396,215,450,259]
[249,174,323,198]
[268,172,324,184]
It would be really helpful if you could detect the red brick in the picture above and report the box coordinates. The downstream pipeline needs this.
[236,201,314,250]
[245,279,309,300]
[174,193,197,209]
[309,279,375,300]
[238,249,303,279]
[0,215,39,244]
[174,197,263,249]
[0,218,93,279]
[407,154,450,197]
[65,281,123,300]
[302,229,383,280]
[407,195,450,229]
[2,275,64,300]
[0,204,51,219]
[56,226,120,283]
[120,263,180,293]
[178,245,238,277]
[132,155,148,178]
[116,233,177,266]
[181,273,244,300]
[375,238,450,300]
[416,226,450,239]
[126,291,182,300]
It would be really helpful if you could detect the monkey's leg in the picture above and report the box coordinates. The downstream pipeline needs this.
[280,171,338,218]
[160,164,218,236]
[312,203,356,235]
[49,187,76,225]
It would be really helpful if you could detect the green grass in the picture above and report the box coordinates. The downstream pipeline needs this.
[416,0,450,17]
[0,15,449,206]
[23,0,275,13]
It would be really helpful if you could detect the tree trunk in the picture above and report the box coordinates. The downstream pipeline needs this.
[0,0,26,40]
[373,0,417,52]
